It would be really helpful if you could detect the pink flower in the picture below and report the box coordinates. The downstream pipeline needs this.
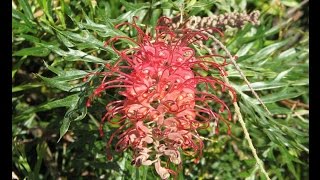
[86,17,236,179]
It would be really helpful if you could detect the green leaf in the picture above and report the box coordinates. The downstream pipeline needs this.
[38,75,83,92]
[241,40,289,62]
[60,0,73,16]
[12,19,35,34]
[15,94,80,123]
[12,9,36,29]
[38,43,108,63]
[12,57,26,78]
[50,71,88,81]
[13,47,50,57]
[236,42,255,57]
[185,0,197,9]
[273,68,293,82]
[33,143,46,178]
[19,34,41,43]
[239,82,287,91]
[38,21,55,34]
[281,0,299,7]
[58,93,87,141]
[264,19,292,37]
[77,15,136,47]
[57,33,74,47]
[37,94,80,111]
[53,28,118,54]
[43,60,88,79]
[276,48,297,60]
[120,0,149,11]
[78,16,133,45]
[291,78,308,86]
[43,60,61,75]
[59,117,72,142]
[251,88,306,104]
[114,6,148,24]
[12,83,42,92]
[150,9,162,27]
[237,67,294,91]
[37,0,54,23]
[56,10,66,29]
[186,0,215,9]
[279,146,299,179]
[18,0,34,20]
[38,75,70,92]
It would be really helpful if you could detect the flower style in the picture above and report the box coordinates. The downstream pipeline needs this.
[86,17,236,179]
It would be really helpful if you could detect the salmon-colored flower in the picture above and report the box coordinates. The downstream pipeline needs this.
[86,17,236,179]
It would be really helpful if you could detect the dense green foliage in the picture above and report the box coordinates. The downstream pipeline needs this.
[12,0,308,179]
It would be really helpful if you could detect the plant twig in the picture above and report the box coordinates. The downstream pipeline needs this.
[179,2,184,24]
[231,95,271,180]
[201,32,271,180]
[203,31,272,116]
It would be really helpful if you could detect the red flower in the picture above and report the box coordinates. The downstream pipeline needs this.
[86,17,236,179]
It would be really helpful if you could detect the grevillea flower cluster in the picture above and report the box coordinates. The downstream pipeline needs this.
[86,17,236,179]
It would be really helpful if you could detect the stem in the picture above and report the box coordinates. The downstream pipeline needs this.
[203,32,272,116]
[179,2,184,24]
[231,91,271,180]
[200,32,271,180]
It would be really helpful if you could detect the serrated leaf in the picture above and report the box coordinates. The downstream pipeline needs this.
[38,75,84,92]
[64,48,109,63]
[38,43,108,63]
[50,70,88,81]
[38,75,72,92]
[43,61,88,79]
[58,93,87,141]
[15,94,80,123]
[84,26,122,39]
[58,30,105,48]
[39,94,80,110]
